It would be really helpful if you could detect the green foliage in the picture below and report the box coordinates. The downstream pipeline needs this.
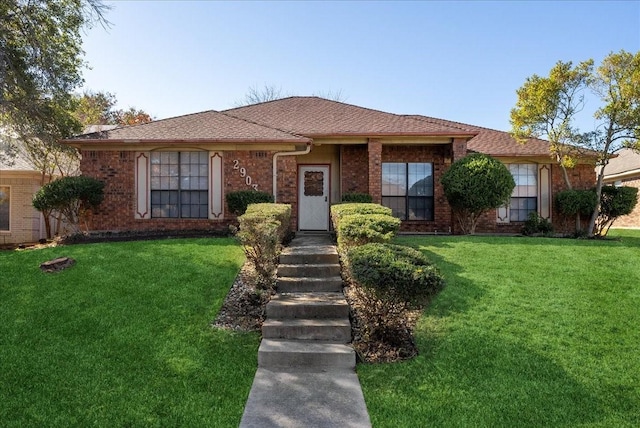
[348,243,444,305]
[594,185,639,237]
[521,212,554,236]
[73,91,153,127]
[226,190,274,215]
[346,243,444,348]
[1,1,109,135]
[237,203,291,289]
[359,233,640,426]
[33,176,104,234]
[0,238,256,426]
[330,203,392,230]
[336,213,400,249]
[341,192,373,203]
[440,153,515,234]
[555,189,597,217]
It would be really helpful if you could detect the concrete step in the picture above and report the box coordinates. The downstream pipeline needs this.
[278,263,341,278]
[279,248,339,265]
[266,292,349,319]
[276,276,343,293]
[258,339,355,369]
[262,318,352,342]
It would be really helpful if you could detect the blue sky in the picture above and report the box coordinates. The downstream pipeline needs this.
[81,1,640,132]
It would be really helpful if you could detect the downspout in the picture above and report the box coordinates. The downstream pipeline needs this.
[272,143,312,202]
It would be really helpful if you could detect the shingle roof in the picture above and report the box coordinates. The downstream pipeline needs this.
[223,97,475,137]
[406,115,554,157]
[602,148,640,177]
[0,140,36,172]
[69,110,310,143]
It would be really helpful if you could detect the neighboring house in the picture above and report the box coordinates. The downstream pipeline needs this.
[62,97,596,235]
[601,148,640,228]
[0,145,47,245]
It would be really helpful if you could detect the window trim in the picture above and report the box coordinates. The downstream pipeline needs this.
[0,185,10,232]
[135,151,224,221]
[381,162,434,221]
[498,163,551,224]
[149,151,209,219]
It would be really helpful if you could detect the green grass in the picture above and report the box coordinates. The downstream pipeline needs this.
[0,238,258,427]
[358,230,640,427]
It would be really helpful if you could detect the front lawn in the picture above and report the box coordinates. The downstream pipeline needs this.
[359,230,640,427]
[0,238,258,427]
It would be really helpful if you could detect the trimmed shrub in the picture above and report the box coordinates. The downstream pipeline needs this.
[336,213,400,249]
[245,203,292,244]
[237,203,291,289]
[32,176,104,235]
[346,243,445,349]
[330,203,392,230]
[555,189,597,217]
[348,243,444,306]
[522,212,554,236]
[226,190,274,215]
[341,192,373,203]
[594,185,638,237]
[440,153,515,234]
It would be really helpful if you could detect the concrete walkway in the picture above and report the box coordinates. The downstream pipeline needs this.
[239,234,371,428]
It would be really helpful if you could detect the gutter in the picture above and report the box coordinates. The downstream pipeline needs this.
[273,142,312,202]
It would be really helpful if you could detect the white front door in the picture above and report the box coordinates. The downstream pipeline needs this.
[298,165,330,231]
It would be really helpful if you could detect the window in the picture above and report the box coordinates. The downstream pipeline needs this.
[0,186,9,231]
[150,152,208,218]
[509,164,537,221]
[382,163,434,221]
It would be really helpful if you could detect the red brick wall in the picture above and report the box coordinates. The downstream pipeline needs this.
[367,140,382,204]
[340,145,369,195]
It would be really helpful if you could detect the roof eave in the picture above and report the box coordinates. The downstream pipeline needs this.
[61,137,312,148]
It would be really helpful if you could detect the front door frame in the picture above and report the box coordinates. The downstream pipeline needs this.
[297,164,331,231]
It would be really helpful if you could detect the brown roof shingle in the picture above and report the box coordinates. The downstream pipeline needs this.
[69,110,310,144]
[406,115,554,157]
[224,97,476,138]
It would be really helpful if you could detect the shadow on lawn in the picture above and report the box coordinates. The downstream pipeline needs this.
[360,329,608,427]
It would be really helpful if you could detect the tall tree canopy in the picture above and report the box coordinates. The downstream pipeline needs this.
[511,50,640,237]
[0,0,109,131]
[73,91,154,127]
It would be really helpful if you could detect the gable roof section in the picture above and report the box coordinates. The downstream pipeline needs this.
[224,97,476,138]
[67,110,310,144]
[602,148,640,178]
[406,115,554,157]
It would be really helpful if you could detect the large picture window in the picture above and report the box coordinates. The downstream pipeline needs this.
[509,164,537,221]
[150,152,208,218]
[382,162,434,221]
[0,186,9,231]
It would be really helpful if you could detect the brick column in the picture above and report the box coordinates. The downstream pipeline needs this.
[367,139,382,203]
[452,137,468,162]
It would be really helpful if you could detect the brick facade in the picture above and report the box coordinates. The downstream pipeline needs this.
[79,144,597,236]
[367,140,382,204]
[610,177,640,228]
[340,145,369,195]
[0,174,44,244]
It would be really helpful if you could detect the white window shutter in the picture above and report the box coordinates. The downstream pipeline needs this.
[538,164,551,220]
[497,205,509,223]
[135,152,150,219]
[209,152,224,219]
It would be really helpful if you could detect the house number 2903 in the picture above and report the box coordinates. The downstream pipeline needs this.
[233,159,259,190]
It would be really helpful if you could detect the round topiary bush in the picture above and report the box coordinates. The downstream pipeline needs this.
[440,153,515,234]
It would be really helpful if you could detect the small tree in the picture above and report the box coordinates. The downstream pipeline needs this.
[33,176,104,235]
[594,185,638,237]
[441,153,515,234]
